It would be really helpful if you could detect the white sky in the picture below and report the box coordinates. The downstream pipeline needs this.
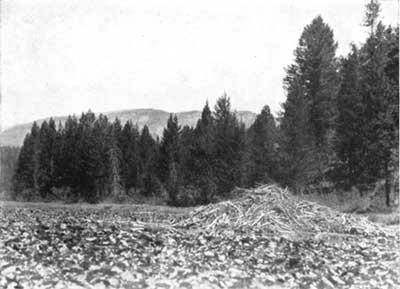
[1,0,398,129]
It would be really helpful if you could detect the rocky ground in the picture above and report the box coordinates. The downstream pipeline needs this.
[0,185,399,289]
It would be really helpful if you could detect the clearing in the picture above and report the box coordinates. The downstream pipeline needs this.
[0,185,399,289]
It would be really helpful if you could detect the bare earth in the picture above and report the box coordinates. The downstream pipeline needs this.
[0,188,399,289]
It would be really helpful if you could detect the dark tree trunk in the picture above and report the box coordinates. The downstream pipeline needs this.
[385,178,391,207]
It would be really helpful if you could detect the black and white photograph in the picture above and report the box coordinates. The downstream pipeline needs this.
[0,0,399,288]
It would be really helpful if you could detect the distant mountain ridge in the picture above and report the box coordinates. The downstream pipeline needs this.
[0,108,257,147]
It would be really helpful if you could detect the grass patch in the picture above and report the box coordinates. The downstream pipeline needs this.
[366,213,400,225]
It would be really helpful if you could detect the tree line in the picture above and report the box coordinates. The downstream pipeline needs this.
[8,0,399,206]
[11,96,278,205]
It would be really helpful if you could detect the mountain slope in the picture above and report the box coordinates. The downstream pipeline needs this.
[0,109,257,147]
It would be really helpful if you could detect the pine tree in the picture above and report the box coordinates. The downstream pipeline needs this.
[92,114,111,200]
[279,68,311,187]
[76,111,99,202]
[167,161,180,205]
[384,26,399,205]
[357,5,398,205]
[159,114,181,182]
[159,114,181,203]
[334,1,398,205]
[138,125,158,196]
[364,0,380,35]
[336,45,364,187]
[0,147,20,196]
[107,120,124,201]
[12,122,40,199]
[12,134,35,197]
[58,116,79,198]
[119,121,140,192]
[280,16,339,189]
[213,94,243,195]
[180,125,196,185]
[52,121,64,189]
[37,119,57,198]
[190,102,217,203]
[243,105,278,186]
[359,26,392,181]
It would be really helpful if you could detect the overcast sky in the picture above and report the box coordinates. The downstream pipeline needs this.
[1,0,398,129]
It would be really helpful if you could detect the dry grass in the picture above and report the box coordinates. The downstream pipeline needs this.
[366,212,400,225]
[299,189,399,225]
[300,189,398,212]
[0,200,193,216]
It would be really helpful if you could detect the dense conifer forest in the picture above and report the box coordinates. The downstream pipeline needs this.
[1,2,400,288]
[3,1,399,206]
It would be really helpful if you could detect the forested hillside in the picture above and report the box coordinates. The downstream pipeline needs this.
[4,1,399,208]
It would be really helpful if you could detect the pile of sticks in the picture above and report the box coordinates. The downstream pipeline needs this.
[178,184,384,237]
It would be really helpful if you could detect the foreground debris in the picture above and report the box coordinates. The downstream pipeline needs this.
[0,185,399,288]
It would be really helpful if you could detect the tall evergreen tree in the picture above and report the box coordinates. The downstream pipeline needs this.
[37,119,57,198]
[335,1,398,206]
[280,16,339,189]
[91,114,111,199]
[76,111,99,202]
[12,134,34,197]
[119,121,140,192]
[186,102,217,203]
[357,4,398,205]
[139,125,158,196]
[243,105,278,186]
[279,68,312,187]
[12,122,40,198]
[0,147,20,196]
[159,114,181,203]
[180,125,196,185]
[336,45,364,187]
[52,121,64,189]
[363,0,381,35]
[107,120,124,201]
[58,116,79,197]
[213,94,243,195]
